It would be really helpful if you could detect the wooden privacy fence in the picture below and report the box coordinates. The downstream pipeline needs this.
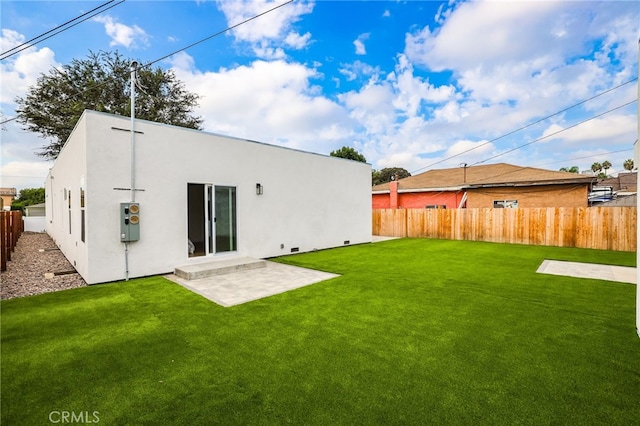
[373,207,637,252]
[1,211,23,272]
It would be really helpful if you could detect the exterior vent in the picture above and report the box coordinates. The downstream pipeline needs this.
[290,247,299,253]
[344,240,350,245]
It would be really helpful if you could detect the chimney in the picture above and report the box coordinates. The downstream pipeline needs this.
[390,181,398,209]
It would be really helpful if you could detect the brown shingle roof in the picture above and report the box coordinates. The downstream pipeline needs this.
[372,163,594,192]
[0,188,17,196]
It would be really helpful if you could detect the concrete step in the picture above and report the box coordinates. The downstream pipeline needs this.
[175,257,266,280]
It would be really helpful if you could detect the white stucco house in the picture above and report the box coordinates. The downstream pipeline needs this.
[46,110,371,284]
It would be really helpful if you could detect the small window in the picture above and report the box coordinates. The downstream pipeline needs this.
[68,186,72,234]
[494,200,518,208]
[80,177,86,242]
[81,210,85,242]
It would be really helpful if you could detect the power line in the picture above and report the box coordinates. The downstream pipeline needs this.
[410,77,639,175]
[533,147,634,168]
[471,99,637,166]
[0,1,126,61]
[0,0,294,127]
[145,0,294,68]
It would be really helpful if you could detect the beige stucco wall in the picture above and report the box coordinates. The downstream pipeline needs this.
[466,184,589,208]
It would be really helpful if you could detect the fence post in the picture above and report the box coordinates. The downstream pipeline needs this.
[4,212,10,262]
[11,211,20,252]
[1,212,6,272]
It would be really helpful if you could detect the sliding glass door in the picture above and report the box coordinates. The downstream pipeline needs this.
[187,184,237,257]
[214,186,237,253]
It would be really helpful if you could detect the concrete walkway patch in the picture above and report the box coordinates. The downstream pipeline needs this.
[166,261,339,307]
[537,260,636,284]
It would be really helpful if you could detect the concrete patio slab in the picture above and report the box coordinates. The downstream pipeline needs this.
[537,260,636,284]
[174,257,266,280]
[165,261,339,307]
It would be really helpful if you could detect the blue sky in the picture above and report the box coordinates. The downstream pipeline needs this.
[1,0,638,190]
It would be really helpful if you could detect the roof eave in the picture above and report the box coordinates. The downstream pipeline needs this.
[466,179,594,189]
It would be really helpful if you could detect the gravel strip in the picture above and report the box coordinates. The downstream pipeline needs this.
[1,232,87,300]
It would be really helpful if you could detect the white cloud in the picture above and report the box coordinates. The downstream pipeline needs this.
[216,0,314,58]
[382,10,390,18]
[404,1,638,109]
[0,161,51,191]
[541,113,637,146]
[0,31,59,105]
[284,31,311,49]
[169,52,354,152]
[93,15,148,48]
[354,33,369,55]
[0,28,24,53]
[444,139,494,161]
[338,61,380,82]
[0,30,60,191]
[383,0,640,174]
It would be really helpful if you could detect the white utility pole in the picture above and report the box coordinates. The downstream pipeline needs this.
[130,61,137,203]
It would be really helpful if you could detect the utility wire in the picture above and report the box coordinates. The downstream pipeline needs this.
[0,0,125,61]
[471,99,637,166]
[533,146,634,168]
[144,0,294,68]
[0,0,294,126]
[0,0,118,58]
[410,77,638,175]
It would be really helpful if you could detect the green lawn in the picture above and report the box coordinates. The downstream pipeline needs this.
[2,239,638,425]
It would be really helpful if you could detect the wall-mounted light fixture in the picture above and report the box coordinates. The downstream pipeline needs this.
[256,183,263,195]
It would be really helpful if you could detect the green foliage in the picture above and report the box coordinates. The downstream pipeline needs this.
[10,187,45,212]
[329,146,366,162]
[559,166,579,173]
[623,159,635,171]
[590,161,607,178]
[15,50,203,160]
[2,240,638,425]
[372,167,411,185]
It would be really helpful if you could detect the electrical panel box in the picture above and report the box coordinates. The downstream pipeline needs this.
[120,202,140,242]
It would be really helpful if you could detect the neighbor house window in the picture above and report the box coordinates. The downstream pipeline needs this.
[494,200,518,208]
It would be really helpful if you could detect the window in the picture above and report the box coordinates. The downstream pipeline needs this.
[493,200,518,208]
[68,186,72,234]
[80,178,86,242]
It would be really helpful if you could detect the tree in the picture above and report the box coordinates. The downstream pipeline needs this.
[623,159,634,171]
[11,188,45,212]
[601,160,612,176]
[372,167,411,186]
[559,166,579,173]
[15,50,203,160]
[329,146,366,163]
[591,162,602,174]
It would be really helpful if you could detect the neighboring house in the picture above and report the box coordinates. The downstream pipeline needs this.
[47,110,371,284]
[595,172,637,207]
[372,163,595,209]
[24,203,46,233]
[598,172,637,195]
[0,187,17,211]
[24,203,46,217]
